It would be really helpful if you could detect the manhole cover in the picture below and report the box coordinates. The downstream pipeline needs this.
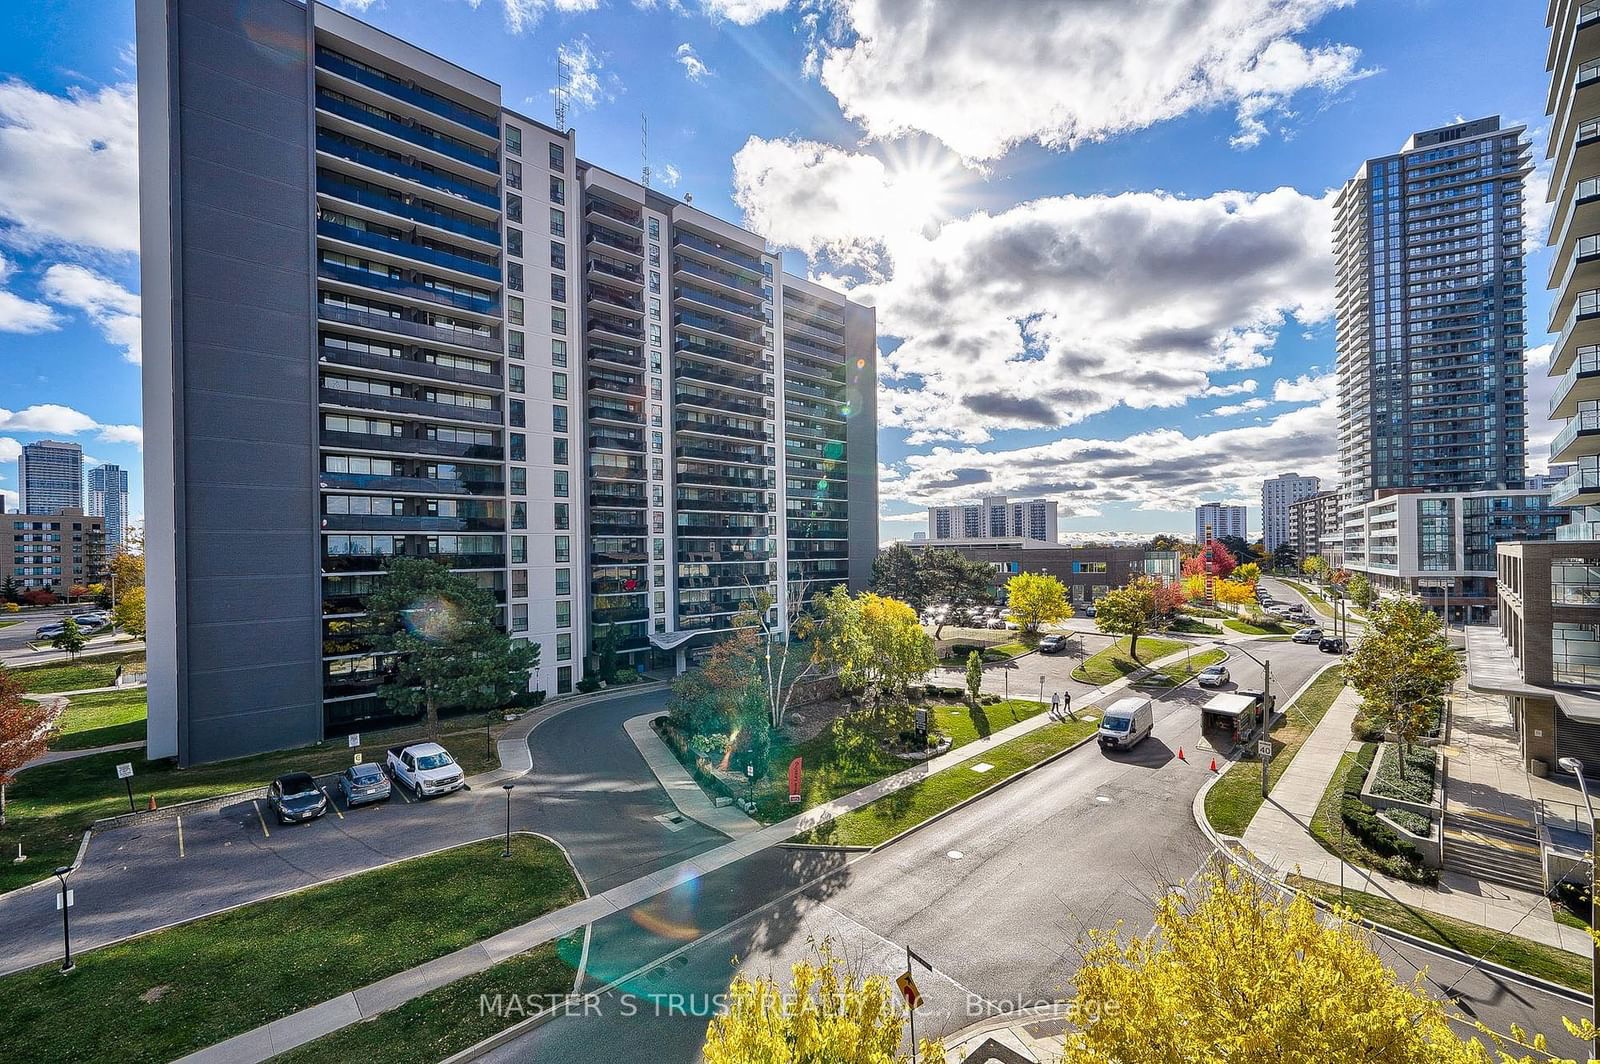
[971,762,994,774]
[1095,795,1112,803]
[947,850,964,860]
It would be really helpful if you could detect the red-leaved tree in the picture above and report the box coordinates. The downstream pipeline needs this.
[18,589,56,607]
[0,670,62,826]
[1180,540,1238,580]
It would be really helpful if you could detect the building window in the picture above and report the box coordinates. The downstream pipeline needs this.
[653,537,665,560]
[512,502,527,529]
[507,193,522,223]
[507,262,523,292]
[549,174,565,204]
[557,664,572,692]
[512,604,528,632]
[648,243,660,266]
[652,457,664,480]
[649,324,662,346]
[551,275,566,303]
[507,228,523,258]
[512,570,528,598]
[556,568,570,595]
[648,218,660,239]
[506,159,522,190]
[550,241,566,270]
[510,432,526,461]
[508,297,524,326]
[654,590,666,614]
[553,438,568,464]
[509,330,524,359]
[651,377,662,400]
[556,600,571,628]
[553,405,568,432]
[510,467,526,495]
[551,371,568,399]
[551,308,567,335]
[550,208,565,237]
[649,297,661,320]
[555,535,570,562]
[510,399,525,427]
[551,339,568,367]
[509,365,524,393]
[651,431,663,454]
[554,502,569,530]
[649,270,660,294]
[554,469,569,497]
[549,142,564,170]
[505,125,522,156]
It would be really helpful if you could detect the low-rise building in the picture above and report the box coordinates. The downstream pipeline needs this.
[1340,490,1568,623]
[3,508,106,594]
[1467,541,1600,777]
[910,543,1180,607]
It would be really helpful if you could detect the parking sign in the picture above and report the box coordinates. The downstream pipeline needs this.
[347,733,361,748]
[115,762,133,780]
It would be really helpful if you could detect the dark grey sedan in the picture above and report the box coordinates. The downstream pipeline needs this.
[338,762,392,807]
[267,772,329,825]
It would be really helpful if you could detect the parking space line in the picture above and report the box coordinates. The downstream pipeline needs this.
[323,786,344,820]
[252,799,271,838]
[393,782,414,803]
[177,814,185,858]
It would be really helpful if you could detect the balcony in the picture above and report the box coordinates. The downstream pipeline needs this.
[591,548,649,566]
[676,310,765,349]
[589,460,646,482]
[318,261,498,317]
[319,429,501,462]
[1552,409,1600,463]
[675,468,771,491]
[676,389,767,419]
[585,196,644,231]
[592,605,650,625]
[677,493,766,514]
[588,345,645,371]
[674,255,765,300]
[674,229,766,274]
[588,284,645,316]
[1552,466,1600,507]
[1551,346,1600,420]
[788,546,850,560]
[316,50,499,139]
[677,443,769,466]
[318,219,500,283]
[319,345,500,391]
[321,550,504,573]
[319,471,504,497]
[320,514,503,533]
[675,417,769,443]
[589,403,645,426]
[587,313,645,342]
[676,523,767,539]
[675,284,767,327]
[315,135,499,212]
[320,388,501,426]
[592,518,649,537]
[589,373,645,398]
[784,334,846,365]
[316,173,498,244]
[590,489,647,509]
[317,303,500,353]
[783,316,846,349]
[676,336,771,371]
[589,430,645,453]
[587,225,644,258]
[784,397,845,423]
[316,91,498,174]
[587,255,644,287]
[675,361,768,398]
[783,377,846,404]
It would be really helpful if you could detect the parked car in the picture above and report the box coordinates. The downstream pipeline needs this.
[267,772,329,825]
[1038,634,1068,654]
[1098,696,1154,751]
[1082,604,1097,618]
[34,623,64,638]
[338,762,392,807]
[1291,627,1324,644]
[987,617,1008,630]
[1197,664,1231,688]
[1318,636,1348,654]
[386,742,466,797]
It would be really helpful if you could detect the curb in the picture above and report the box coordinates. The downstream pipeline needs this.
[1188,663,1593,1009]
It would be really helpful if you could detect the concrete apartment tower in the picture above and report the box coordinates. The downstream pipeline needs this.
[1260,472,1320,554]
[137,0,876,764]
[1333,117,1532,521]
[1193,503,1247,544]
[87,463,130,550]
[18,440,83,515]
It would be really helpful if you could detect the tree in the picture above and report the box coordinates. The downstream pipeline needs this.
[1302,555,1328,583]
[0,576,17,604]
[702,937,943,1063]
[112,586,146,638]
[1346,597,1460,780]
[1005,571,1073,634]
[741,581,824,731]
[1094,577,1169,660]
[1231,561,1261,586]
[67,584,89,602]
[1181,539,1238,580]
[921,548,995,639]
[965,650,983,706]
[1146,534,1185,553]
[1271,540,1297,572]
[50,618,87,661]
[812,587,937,705]
[1061,866,1495,1064]
[19,589,56,607]
[1347,573,1377,611]
[1217,534,1259,563]
[0,669,62,827]
[591,622,622,681]
[368,558,538,733]
[870,542,925,611]
[1151,579,1187,619]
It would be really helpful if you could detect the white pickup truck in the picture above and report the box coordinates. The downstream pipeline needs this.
[385,742,466,797]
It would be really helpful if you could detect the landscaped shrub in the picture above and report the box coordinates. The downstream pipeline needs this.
[576,676,601,693]
[1372,743,1437,804]
[1554,879,1592,926]
[1334,743,1436,884]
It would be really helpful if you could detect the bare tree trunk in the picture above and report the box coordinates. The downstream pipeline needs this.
[426,686,439,737]
[1,782,7,828]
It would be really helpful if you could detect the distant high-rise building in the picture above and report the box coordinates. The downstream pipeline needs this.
[1193,503,1247,544]
[1287,490,1341,565]
[1333,117,1531,519]
[87,463,130,549]
[927,495,1059,547]
[1261,473,1321,553]
[18,440,83,515]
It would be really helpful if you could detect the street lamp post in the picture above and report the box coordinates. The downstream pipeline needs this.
[1559,756,1597,1061]
[501,783,515,858]
[53,865,73,973]
[1215,640,1272,796]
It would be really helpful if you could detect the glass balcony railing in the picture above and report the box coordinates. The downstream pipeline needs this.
[318,471,504,497]
[675,418,769,443]
[317,92,498,173]
[319,387,501,426]
[318,219,500,282]
[588,345,645,370]
[1552,467,1600,506]
[676,310,765,347]
[316,135,499,211]
[675,361,769,396]
[588,313,645,341]
[676,444,769,466]
[676,389,767,419]
[783,377,846,404]
[316,50,499,138]
[320,514,504,534]
[1551,347,1600,418]
[1553,409,1600,459]
[674,255,765,299]
[587,255,644,285]
[317,174,499,243]
[585,197,644,230]
[316,303,500,353]
[676,284,767,325]
[784,334,846,364]
[318,261,498,316]
[586,226,644,257]
[675,335,770,370]
[674,229,766,274]
[589,374,646,397]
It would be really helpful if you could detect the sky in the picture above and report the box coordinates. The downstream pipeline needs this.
[0,0,1558,545]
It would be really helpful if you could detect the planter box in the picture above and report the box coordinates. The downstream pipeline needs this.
[1376,809,1442,869]
[1359,741,1445,869]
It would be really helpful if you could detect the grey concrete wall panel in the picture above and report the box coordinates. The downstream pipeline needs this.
[844,301,879,592]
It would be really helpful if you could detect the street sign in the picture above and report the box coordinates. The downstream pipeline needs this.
[115,763,132,780]
[1258,739,1272,761]
[347,733,361,748]
[353,752,363,765]
[56,889,74,910]
[896,971,924,1009]
[787,757,803,803]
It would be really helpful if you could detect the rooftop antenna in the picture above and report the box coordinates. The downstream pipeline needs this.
[640,112,651,188]
[554,51,571,130]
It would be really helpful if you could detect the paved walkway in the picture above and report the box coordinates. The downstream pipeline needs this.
[18,739,144,772]
[623,712,762,837]
[1237,686,1591,956]
[173,644,1206,1064]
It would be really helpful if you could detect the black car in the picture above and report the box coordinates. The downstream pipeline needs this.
[1318,636,1348,654]
[267,772,329,825]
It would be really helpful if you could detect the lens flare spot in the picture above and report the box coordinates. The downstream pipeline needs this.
[405,594,463,642]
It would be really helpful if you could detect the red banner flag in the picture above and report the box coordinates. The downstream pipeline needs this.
[788,756,803,803]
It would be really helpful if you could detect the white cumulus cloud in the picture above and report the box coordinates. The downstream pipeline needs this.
[676,43,714,81]
[0,253,59,334]
[40,264,141,364]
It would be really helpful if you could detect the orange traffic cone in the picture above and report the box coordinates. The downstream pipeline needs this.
[1209,757,1218,773]
[1177,747,1185,761]
[148,795,157,811]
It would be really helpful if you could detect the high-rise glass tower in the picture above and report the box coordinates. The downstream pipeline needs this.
[18,440,84,515]
[87,463,130,549]
[1334,117,1532,517]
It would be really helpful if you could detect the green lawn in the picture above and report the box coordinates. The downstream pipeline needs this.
[8,650,146,694]
[0,619,18,629]
[2,837,583,1064]
[1168,616,1223,635]
[1069,636,1187,686]
[1135,647,1228,688]
[790,716,1103,847]
[937,641,1029,666]
[730,697,1050,823]
[0,714,503,895]
[49,688,148,751]
[1280,580,1336,618]
[1290,877,1590,993]
[1223,618,1296,636]
[274,935,582,1064]
[1204,666,1347,837]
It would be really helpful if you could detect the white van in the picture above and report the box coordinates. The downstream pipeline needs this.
[1098,696,1155,751]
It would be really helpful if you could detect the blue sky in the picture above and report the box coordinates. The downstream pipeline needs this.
[0,0,1556,543]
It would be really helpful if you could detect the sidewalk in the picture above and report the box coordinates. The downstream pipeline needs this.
[174,642,1207,1064]
[1236,687,1590,956]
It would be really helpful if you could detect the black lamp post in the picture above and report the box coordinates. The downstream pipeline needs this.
[53,865,73,973]
[501,782,515,858]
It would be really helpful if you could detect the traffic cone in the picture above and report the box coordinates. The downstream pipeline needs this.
[1177,747,1185,761]
[148,795,157,811]
[1209,757,1218,773]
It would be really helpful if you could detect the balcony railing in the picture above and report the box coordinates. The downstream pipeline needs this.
[316,173,499,242]
[588,285,645,313]
[316,50,500,138]
[589,374,646,398]
[588,345,645,370]
[675,336,771,370]
[587,255,644,285]
[676,389,767,419]
[674,255,765,299]
[587,226,644,257]
[320,345,501,390]
[320,388,501,426]
[315,135,499,211]
[319,261,498,316]
[588,313,644,340]
[317,92,498,173]
[319,471,504,497]
[676,418,769,443]
[590,490,647,509]
[677,444,769,466]
[1552,467,1600,506]
[784,334,846,365]
[585,197,644,230]
[675,284,767,325]
[316,303,500,352]
[589,431,645,453]
[1551,346,1600,418]
[589,404,645,426]
[319,430,502,462]
[676,310,764,347]
[1553,409,1600,460]
[320,514,504,534]
[318,219,500,282]
[674,229,766,274]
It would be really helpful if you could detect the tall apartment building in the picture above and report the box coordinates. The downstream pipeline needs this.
[1333,117,1531,521]
[1261,472,1321,553]
[927,495,1059,548]
[1193,503,1247,544]
[18,440,83,515]
[1545,2,1600,539]
[137,0,876,764]
[1287,489,1341,563]
[86,463,130,550]
[3,509,105,594]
